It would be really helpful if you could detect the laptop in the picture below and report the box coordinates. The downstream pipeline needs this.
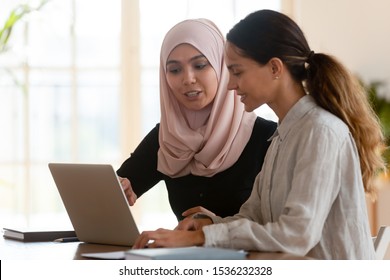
[48,163,140,246]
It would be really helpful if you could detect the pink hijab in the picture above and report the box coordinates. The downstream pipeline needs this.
[157,19,257,177]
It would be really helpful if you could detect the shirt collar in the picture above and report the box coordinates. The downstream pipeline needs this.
[270,95,317,141]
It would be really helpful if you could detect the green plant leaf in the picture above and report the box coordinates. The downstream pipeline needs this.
[0,0,49,53]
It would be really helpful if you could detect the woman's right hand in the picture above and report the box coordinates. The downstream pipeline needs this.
[118,176,137,206]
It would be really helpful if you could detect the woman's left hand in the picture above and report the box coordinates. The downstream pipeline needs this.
[181,206,215,218]
[175,216,213,230]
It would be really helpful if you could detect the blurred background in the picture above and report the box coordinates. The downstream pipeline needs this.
[0,0,389,234]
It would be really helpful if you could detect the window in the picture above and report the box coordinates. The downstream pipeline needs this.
[0,0,122,228]
[0,0,280,231]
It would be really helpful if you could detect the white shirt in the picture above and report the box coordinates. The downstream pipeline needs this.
[203,95,375,259]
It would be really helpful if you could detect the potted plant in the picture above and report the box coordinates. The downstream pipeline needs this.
[364,80,390,168]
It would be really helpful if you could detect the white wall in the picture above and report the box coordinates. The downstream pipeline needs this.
[290,0,390,98]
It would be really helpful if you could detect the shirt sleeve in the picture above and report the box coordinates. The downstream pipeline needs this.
[116,124,163,197]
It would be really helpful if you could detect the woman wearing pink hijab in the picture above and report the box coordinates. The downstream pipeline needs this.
[117,19,276,221]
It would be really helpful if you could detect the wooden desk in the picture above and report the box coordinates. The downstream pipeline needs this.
[0,237,311,260]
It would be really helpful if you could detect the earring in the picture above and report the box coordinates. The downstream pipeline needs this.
[274,76,280,80]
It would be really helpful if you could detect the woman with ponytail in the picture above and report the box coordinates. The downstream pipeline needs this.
[133,10,386,260]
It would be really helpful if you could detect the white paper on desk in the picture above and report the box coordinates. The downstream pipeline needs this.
[82,251,125,260]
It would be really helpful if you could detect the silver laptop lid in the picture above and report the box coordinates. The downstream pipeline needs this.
[48,163,139,246]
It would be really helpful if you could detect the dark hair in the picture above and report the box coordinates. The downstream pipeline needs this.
[227,10,386,197]
[227,9,310,82]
